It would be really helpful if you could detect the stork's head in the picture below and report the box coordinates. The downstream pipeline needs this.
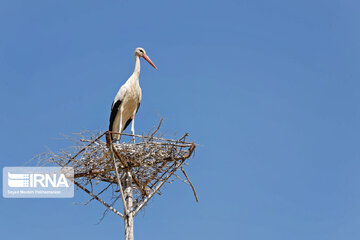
[135,47,157,70]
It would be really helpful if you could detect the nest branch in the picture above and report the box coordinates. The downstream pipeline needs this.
[109,143,128,216]
[74,181,124,218]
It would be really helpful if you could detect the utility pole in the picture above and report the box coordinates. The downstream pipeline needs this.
[124,170,134,240]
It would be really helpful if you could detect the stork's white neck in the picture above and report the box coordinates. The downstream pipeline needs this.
[134,55,141,76]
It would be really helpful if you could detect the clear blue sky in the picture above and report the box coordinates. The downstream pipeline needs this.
[1,0,359,239]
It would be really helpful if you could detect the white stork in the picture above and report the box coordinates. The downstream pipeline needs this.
[109,47,157,142]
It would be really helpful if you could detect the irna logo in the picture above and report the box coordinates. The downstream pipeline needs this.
[8,172,69,188]
[3,167,74,198]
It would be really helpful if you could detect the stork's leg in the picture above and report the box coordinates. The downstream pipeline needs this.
[118,111,123,143]
[131,115,135,143]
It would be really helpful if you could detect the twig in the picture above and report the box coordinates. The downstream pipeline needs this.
[74,181,124,218]
[149,118,163,141]
[73,183,112,206]
[180,167,198,202]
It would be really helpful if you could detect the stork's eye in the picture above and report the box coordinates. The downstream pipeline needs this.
[139,49,144,53]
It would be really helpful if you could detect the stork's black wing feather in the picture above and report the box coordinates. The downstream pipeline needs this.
[123,118,132,131]
[109,100,122,131]
[136,102,141,113]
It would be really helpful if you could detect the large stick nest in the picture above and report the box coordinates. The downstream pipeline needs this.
[37,121,197,217]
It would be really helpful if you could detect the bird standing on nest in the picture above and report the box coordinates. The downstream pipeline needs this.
[109,47,157,143]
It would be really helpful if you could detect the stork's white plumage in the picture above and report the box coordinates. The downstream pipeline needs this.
[109,47,157,141]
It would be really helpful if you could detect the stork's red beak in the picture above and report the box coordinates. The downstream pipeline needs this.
[142,54,157,70]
